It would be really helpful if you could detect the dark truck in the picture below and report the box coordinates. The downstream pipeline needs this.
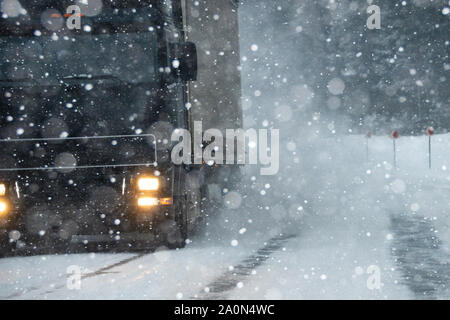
[0,0,242,253]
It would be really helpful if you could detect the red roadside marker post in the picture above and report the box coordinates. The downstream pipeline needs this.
[391,131,399,169]
[366,132,372,162]
[426,127,434,169]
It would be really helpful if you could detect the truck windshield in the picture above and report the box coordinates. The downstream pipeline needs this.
[0,31,157,85]
[0,2,165,140]
[0,3,159,85]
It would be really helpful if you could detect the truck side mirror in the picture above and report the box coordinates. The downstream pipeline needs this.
[170,42,198,82]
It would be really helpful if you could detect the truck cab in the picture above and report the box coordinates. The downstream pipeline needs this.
[0,0,242,253]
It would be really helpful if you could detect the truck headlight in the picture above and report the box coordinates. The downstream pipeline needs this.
[0,200,8,216]
[0,184,5,196]
[137,177,159,191]
[137,197,159,207]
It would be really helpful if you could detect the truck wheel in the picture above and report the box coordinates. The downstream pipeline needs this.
[0,232,13,257]
[167,180,202,249]
[185,170,203,233]
[166,226,186,249]
[166,219,187,249]
[166,195,188,249]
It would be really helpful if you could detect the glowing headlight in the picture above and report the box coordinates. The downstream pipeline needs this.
[0,200,8,216]
[137,197,159,207]
[0,184,5,196]
[138,177,159,191]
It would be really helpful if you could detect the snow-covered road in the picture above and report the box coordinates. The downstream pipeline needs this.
[0,203,415,300]
[0,188,413,300]
[0,231,407,300]
[0,201,447,300]
[0,237,290,299]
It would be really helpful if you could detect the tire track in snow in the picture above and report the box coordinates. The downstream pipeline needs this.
[2,252,147,299]
[390,213,450,299]
[194,233,296,300]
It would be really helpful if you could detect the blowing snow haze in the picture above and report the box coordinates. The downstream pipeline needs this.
[240,0,449,135]
[0,0,450,302]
